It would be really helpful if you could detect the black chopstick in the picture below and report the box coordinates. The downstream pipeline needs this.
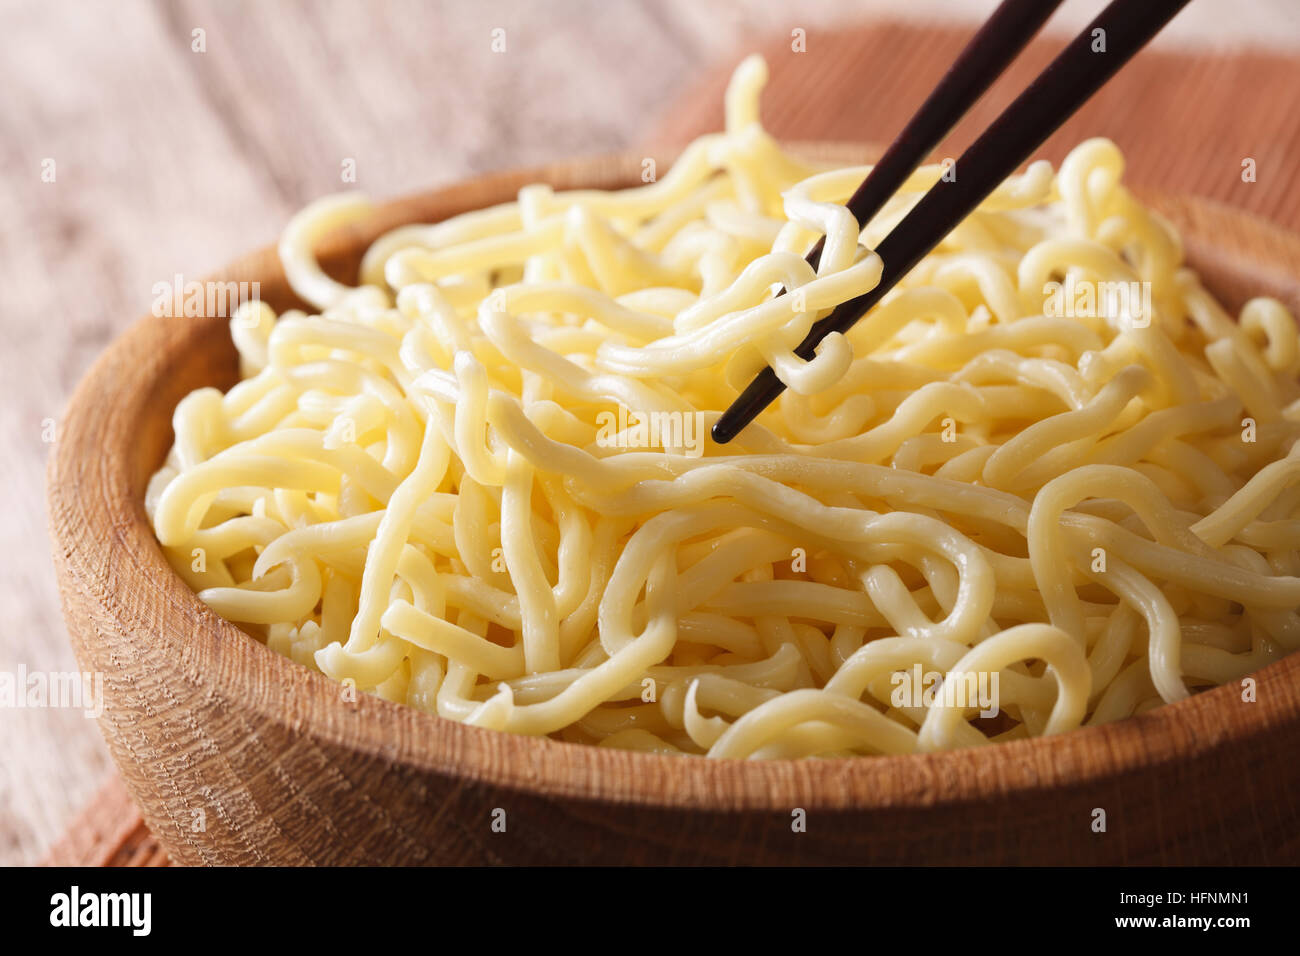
[805,0,1065,272]
[711,0,1192,444]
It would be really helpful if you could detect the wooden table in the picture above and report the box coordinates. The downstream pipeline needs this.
[7,0,1300,866]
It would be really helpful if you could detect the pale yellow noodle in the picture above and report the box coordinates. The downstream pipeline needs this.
[147,54,1300,759]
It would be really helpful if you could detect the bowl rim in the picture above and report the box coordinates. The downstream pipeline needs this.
[49,145,1300,813]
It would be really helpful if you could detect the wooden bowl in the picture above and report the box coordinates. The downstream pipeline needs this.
[48,149,1300,865]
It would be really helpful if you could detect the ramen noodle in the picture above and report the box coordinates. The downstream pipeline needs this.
[146,55,1300,759]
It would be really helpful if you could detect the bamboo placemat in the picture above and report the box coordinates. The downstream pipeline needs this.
[43,20,1300,867]
[42,776,168,867]
[653,21,1300,231]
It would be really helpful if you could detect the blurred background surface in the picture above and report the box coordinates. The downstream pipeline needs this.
[4,0,1298,865]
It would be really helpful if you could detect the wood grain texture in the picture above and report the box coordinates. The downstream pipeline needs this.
[47,149,1300,865]
[14,1,1300,865]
